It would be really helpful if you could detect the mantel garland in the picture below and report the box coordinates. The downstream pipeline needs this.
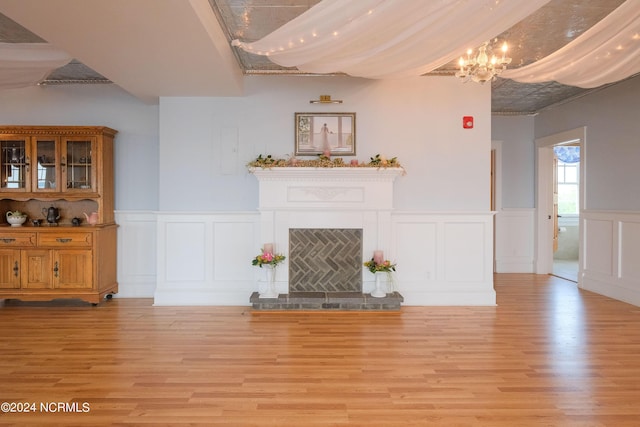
[247,153,403,170]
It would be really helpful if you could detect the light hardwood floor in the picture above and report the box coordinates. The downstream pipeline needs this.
[1,274,639,426]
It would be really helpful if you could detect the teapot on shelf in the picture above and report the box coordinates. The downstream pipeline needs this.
[6,210,27,227]
[42,206,61,224]
[83,211,99,225]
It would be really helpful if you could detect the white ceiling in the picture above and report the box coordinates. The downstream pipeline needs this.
[0,0,633,113]
[0,0,244,103]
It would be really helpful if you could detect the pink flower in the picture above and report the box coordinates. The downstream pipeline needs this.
[262,252,274,262]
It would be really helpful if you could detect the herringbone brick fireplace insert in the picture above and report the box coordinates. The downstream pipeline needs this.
[289,228,362,293]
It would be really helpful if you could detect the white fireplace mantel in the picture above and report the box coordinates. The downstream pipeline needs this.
[250,167,404,210]
[250,167,405,295]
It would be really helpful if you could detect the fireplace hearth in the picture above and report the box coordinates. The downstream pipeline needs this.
[250,291,403,310]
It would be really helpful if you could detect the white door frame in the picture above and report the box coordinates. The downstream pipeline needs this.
[491,140,503,212]
[535,127,586,277]
[491,140,502,272]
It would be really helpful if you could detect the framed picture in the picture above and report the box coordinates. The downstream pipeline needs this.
[295,112,356,156]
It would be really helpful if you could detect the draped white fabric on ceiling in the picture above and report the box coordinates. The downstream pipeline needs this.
[501,0,640,88]
[232,0,551,79]
[0,43,72,89]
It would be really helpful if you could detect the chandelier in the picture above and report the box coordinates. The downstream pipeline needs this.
[455,40,511,84]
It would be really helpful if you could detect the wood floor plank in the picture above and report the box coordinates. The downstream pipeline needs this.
[1,274,640,425]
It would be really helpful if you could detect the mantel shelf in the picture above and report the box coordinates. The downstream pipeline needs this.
[249,167,405,182]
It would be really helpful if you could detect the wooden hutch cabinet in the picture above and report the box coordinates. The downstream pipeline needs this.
[0,126,117,304]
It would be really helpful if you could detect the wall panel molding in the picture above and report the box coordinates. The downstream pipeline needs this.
[154,212,260,306]
[494,208,535,273]
[392,211,496,305]
[581,210,640,306]
[146,210,497,306]
[115,211,157,298]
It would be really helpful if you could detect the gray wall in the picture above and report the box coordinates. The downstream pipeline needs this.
[492,115,536,208]
[5,72,638,215]
[0,84,159,211]
[159,76,492,212]
[493,73,640,212]
[535,74,640,211]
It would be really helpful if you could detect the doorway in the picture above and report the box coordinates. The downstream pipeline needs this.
[552,144,580,282]
[535,127,585,282]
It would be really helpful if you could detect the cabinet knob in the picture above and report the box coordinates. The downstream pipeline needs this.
[13,261,18,277]
[53,261,59,278]
[0,238,16,244]
[56,238,72,243]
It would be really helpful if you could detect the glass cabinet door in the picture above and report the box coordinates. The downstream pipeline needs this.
[35,138,59,191]
[0,138,29,191]
[63,138,95,191]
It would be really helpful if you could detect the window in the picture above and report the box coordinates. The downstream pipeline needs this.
[554,146,580,215]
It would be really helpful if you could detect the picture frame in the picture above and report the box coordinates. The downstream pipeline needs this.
[295,112,356,156]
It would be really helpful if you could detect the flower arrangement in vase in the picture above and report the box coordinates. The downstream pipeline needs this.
[363,258,397,274]
[364,250,396,298]
[251,249,286,268]
[252,244,286,299]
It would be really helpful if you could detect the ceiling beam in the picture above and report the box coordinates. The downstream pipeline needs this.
[0,0,244,103]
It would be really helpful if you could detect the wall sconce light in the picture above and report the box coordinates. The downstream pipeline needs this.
[310,95,343,104]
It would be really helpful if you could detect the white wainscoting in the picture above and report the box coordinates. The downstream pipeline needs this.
[582,210,640,306]
[143,210,496,306]
[115,209,640,307]
[154,212,260,306]
[115,211,157,298]
[494,208,535,273]
[391,212,496,305]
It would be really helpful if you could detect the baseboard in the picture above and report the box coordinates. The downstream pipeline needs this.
[495,259,535,273]
[581,276,640,307]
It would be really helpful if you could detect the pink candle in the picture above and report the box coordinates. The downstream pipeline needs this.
[350,159,358,166]
[323,150,331,157]
[263,243,274,255]
[373,250,384,264]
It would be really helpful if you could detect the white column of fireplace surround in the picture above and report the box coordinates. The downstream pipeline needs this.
[251,167,404,295]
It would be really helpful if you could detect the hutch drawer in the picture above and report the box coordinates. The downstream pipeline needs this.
[37,232,93,247]
[0,232,37,247]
